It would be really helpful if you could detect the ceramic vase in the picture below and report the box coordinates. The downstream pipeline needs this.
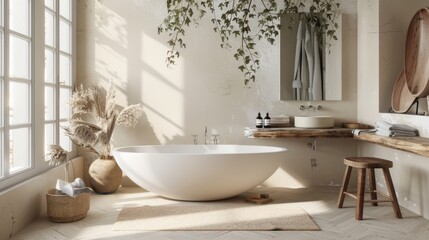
[88,157,122,194]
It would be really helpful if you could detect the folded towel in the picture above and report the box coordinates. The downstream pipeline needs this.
[352,129,376,136]
[271,116,290,121]
[375,120,417,133]
[376,127,418,136]
[244,128,254,138]
[376,129,417,137]
[56,178,91,197]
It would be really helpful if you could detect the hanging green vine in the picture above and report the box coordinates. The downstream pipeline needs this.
[158,0,340,85]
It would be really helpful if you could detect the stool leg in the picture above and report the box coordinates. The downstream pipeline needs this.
[338,165,352,208]
[356,168,366,220]
[369,168,378,206]
[382,168,402,219]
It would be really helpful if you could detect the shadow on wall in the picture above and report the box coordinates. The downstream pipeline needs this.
[79,0,271,148]
[401,164,428,216]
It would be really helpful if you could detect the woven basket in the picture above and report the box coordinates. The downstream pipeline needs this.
[46,189,90,223]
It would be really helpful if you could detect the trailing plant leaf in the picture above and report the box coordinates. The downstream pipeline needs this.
[158,0,340,85]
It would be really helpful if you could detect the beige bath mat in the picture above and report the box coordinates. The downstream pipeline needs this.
[114,202,320,231]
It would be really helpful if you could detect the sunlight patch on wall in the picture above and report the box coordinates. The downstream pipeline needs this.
[141,32,185,144]
[93,1,129,107]
[95,43,127,85]
[94,2,127,48]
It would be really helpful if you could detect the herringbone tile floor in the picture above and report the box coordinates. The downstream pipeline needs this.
[11,187,429,240]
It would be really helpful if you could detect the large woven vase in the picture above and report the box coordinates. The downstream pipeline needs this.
[89,157,122,194]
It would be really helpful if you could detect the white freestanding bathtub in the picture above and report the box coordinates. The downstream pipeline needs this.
[113,145,287,201]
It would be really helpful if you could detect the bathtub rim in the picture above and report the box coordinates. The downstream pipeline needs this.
[112,144,287,156]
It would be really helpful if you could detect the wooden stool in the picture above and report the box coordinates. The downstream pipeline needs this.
[337,157,402,220]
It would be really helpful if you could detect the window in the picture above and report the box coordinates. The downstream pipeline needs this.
[44,0,73,153]
[2,0,32,177]
[0,0,75,190]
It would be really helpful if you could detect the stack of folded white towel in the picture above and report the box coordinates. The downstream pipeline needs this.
[375,120,418,137]
[271,115,291,128]
[56,178,91,197]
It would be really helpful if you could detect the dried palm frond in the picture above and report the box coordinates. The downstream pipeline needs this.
[70,123,98,146]
[51,82,142,160]
[117,104,143,128]
[91,86,106,119]
[70,119,103,132]
[106,113,117,143]
[45,145,68,166]
[105,82,117,119]
[63,126,102,157]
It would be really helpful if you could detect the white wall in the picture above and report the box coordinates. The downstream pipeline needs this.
[0,157,83,240]
[77,0,358,188]
[358,0,429,219]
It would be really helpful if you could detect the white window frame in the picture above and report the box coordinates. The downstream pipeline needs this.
[44,0,75,154]
[0,0,76,191]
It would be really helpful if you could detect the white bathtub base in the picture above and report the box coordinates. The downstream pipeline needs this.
[113,145,287,201]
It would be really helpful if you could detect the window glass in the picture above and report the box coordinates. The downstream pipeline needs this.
[9,35,29,79]
[0,129,3,177]
[0,79,3,127]
[0,0,3,27]
[59,122,71,151]
[9,81,30,125]
[9,127,30,173]
[44,123,55,154]
[59,20,71,54]
[59,0,70,20]
[45,0,54,11]
[59,87,71,119]
[9,0,29,36]
[60,54,71,86]
[45,10,55,47]
[44,49,54,83]
[45,86,55,120]
[0,31,3,77]
[0,76,2,175]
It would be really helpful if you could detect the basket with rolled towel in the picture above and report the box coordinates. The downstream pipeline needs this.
[375,120,418,137]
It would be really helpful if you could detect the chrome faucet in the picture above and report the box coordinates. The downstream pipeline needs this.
[204,126,209,145]
[197,126,218,145]
[191,134,198,145]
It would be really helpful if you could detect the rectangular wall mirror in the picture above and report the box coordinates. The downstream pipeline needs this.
[280,13,342,101]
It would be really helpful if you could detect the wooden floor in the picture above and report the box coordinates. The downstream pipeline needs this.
[11,187,429,240]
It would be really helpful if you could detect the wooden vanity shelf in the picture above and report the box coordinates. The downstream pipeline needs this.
[354,132,429,158]
[247,128,354,138]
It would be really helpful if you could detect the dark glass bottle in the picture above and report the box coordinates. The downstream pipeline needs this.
[264,113,271,128]
[256,112,263,128]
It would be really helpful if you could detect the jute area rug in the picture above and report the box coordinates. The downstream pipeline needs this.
[114,201,320,231]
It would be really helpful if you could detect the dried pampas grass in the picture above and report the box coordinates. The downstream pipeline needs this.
[117,104,143,128]
[69,85,94,115]
[50,82,143,160]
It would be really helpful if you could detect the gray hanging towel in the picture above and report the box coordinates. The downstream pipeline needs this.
[292,14,304,100]
[304,16,315,100]
[310,22,323,100]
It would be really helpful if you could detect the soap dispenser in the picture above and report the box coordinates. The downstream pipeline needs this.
[256,112,263,128]
[264,113,271,128]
